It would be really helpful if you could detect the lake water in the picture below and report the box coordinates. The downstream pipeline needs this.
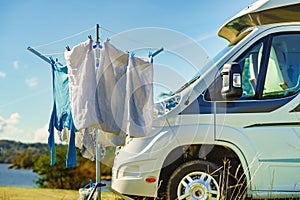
[0,163,111,192]
[0,163,40,188]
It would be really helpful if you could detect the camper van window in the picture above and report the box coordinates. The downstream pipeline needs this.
[204,39,266,101]
[236,41,265,98]
[262,33,300,98]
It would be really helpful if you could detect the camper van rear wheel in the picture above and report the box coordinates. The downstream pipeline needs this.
[166,160,221,200]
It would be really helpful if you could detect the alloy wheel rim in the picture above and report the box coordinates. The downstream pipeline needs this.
[177,171,220,200]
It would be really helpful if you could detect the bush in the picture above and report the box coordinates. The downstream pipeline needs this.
[33,145,111,190]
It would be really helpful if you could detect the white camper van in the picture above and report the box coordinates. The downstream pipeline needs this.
[112,1,300,199]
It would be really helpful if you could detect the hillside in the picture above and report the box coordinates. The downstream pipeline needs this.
[0,140,48,164]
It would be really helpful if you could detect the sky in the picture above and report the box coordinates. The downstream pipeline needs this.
[0,0,257,143]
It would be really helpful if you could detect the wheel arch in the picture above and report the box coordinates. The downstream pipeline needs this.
[157,143,250,198]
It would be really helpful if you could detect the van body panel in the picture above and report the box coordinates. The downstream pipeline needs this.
[112,8,300,199]
[215,24,300,193]
[113,122,216,197]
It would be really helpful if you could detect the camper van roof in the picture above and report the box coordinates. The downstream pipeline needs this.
[218,0,300,45]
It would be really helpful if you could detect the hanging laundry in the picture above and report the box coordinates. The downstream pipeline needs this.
[64,38,98,130]
[48,57,77,168]
[95,40,128,136]
[127,55,153,137]
[75,128,96,161]
[75,128,125,161]
[98,129,127,147]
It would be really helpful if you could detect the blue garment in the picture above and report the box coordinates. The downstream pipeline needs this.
[48,57,77,168]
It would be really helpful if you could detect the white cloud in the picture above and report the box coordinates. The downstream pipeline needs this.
[6,113,20,125]
[0,114,62,144]
[33,123,62,144]
[0,113,23,137]
[0,71,6,78]
[3,124,23,137]
[33,124,48,143]
[0,116,6,132]
[12,60,20,70]
[26,77,38,88]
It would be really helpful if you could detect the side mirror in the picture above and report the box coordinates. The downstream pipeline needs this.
[221,62,242,99]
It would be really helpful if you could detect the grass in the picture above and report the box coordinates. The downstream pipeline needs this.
[0,186,119,200]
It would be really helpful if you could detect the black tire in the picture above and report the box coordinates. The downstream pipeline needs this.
[166,160,244,200]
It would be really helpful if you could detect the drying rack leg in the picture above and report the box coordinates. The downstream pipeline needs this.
[95,131,101,200]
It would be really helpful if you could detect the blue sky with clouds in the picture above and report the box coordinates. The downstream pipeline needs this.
[0,0,256,143]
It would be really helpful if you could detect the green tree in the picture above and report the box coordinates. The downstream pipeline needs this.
[33,146,70,188]
[33,145,111,190]
[12,152,33,169]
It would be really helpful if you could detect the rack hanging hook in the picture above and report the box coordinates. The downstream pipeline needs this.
[94,24,102,67]
[93,24,102,48]
[96,24,100,43]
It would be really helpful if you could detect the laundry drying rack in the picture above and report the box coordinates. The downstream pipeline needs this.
[28,24,163,200]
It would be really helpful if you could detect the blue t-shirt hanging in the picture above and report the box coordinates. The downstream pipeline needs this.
[48,57,77,168]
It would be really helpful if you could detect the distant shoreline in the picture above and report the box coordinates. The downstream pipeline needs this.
[0,162,31,170]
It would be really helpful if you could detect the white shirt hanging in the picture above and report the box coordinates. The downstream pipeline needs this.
[127,55,153,137]
[64,39,98,130]
[95,40,128,134]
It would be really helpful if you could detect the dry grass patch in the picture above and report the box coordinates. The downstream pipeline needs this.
[0,186,116,200]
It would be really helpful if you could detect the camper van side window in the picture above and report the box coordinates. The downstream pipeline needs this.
[262,33,300,98]
[235,41,265,99]
[204,40,266,101]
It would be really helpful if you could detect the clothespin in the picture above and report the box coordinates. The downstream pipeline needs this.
[66,46,71,51]
[148,51,153,63]
[130,52,135,57]
[93,43,102,49]
[49,56,55,64]
[49,56,63,66]
[89,179,94,187]
[148,48,163,63]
